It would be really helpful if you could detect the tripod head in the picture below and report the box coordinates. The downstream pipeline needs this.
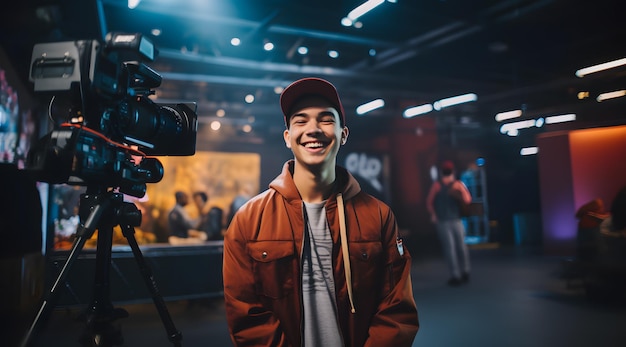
[77,188,142,237]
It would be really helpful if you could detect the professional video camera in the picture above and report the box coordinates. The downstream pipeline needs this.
[20,33,191,347]
[26,32,197,197]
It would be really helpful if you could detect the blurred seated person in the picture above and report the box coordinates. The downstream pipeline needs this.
[168,191,207,245]
[575,198,610,261]
[598,186,626,265]
[192,191,224,240]
[226,183,254,226]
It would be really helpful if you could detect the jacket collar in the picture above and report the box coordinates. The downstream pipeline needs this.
[269,160,361,202]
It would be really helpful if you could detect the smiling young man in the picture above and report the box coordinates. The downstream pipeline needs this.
[223,77,419,346]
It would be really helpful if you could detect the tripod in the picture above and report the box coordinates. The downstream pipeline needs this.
[21,187,183,347]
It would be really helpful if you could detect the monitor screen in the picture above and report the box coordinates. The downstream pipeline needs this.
[0,46,39,168]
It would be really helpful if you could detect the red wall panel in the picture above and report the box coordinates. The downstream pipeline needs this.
[537,125,626,256]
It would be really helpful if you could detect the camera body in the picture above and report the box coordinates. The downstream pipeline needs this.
[26,33,198,197]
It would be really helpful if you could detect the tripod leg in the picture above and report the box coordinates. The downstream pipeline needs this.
[77,225,128,347]
[120,223,183,347]
[20,198,109,347]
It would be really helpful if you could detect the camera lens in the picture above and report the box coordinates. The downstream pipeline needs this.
[114,96,197,156]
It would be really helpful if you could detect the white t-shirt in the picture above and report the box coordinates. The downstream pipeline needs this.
[302,201,343,347]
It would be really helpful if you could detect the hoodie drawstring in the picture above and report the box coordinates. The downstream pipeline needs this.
[337,193,356,314]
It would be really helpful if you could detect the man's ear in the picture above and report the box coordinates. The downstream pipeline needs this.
[283,129,292,148]
[340,126,349,145]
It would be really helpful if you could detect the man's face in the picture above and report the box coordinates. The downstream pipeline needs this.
[179,193,188,206]
[193,195,204,209]
[283,96,348,169]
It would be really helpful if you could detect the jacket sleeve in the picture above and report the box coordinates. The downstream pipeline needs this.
[364,208,419,346]
[222,212,291,347]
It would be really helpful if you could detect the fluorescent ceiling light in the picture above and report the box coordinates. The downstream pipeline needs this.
[433,93,477,110]
[520,147,538,156]
[545,114,576,124]
[575,58,626,77]
[347,0,385,21]
[356,99,385,115]
[495,110,522,122]
[404,104,433,118]
[499,113,576,136]
[596,90,626,102]
[499,119,536,136]
[128,0,141,9]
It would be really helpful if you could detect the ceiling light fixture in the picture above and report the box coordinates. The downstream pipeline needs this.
[403,104,433,118]
[342,0,385,26]
[545,114,576,124]
[520,147,538,156]
[356,99,385,115]
[210,121,221,131]
[596,90,626,102]
[499,113,576,136]
[499,119,536,136]
[128,0,141,9]
[575,57,626,77]
[433,93,477,110]
[341,18,353,27]
[495,109,522,122]
[577,91,589,99]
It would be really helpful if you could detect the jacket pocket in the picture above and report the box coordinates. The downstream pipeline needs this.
[247,240,296,299]
[348,241,383,292]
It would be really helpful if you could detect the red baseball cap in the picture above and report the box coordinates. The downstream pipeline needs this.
[441,160,455,171]
[279,77,346,127]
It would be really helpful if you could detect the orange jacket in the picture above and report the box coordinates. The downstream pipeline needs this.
[223,160,419,346]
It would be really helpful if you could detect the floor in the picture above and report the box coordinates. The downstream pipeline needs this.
[19,245,626,347]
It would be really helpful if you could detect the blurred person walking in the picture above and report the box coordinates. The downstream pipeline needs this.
[427,160,473,286]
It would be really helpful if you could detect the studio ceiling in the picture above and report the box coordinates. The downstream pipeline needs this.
[3,0,626,142]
